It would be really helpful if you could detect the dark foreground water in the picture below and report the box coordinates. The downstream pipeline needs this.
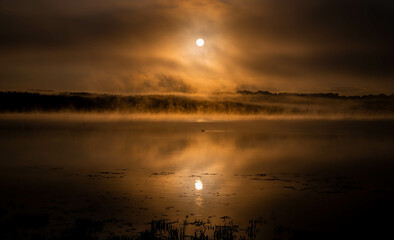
[0,116,393,239]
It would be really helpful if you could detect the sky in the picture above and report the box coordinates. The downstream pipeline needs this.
[0,0,393,95]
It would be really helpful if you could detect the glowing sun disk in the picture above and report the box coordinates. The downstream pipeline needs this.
[196,38,204,47]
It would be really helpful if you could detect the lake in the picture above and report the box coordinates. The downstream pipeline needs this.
[0,115,393,239]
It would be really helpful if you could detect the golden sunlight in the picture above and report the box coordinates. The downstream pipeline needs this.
[196,38,204,47]
[195,179,203,190]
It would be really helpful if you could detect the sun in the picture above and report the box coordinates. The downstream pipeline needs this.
[196,38,204,47]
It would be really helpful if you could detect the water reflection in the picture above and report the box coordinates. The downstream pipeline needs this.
[195,196,203,207]
[195,179,203,190]
[0,119,393,239]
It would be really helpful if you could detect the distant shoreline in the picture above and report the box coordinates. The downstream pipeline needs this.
[0,91,393,118]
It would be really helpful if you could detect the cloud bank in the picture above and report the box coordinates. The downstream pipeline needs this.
[0,0,393,94]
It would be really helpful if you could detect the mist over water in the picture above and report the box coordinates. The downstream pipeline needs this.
[0,116,393,239]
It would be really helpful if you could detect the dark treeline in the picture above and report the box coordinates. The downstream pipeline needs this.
[236,90,391,99]
[0,91,393,116]
[0,92,278,114]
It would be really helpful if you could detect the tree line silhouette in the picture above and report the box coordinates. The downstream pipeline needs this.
[0,91,393,115]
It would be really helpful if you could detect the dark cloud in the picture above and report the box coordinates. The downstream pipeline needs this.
[156,75,194,93]
[229,0,394,45]
[239,50,394,78]
[225,0,394,80]
[0,1,185,49]
[0,0,393,94]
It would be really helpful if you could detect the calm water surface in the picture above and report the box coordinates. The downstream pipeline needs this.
[0,117,393,239]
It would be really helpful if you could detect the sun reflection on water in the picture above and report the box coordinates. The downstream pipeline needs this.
[195,179,203,190]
